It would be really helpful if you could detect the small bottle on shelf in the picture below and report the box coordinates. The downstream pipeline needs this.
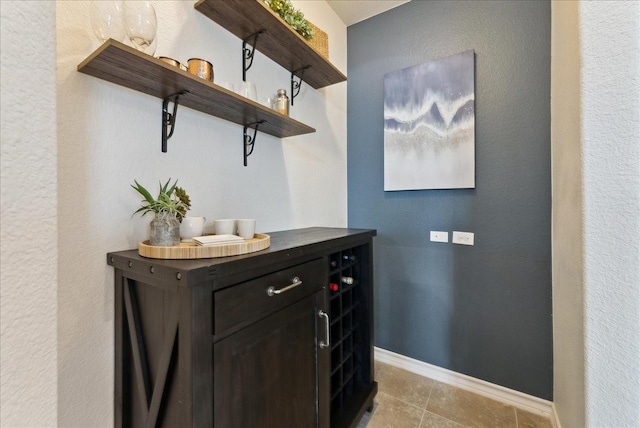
[341,276,354,285]
[275,89,289,116]
[330,260,338,268]
[329,282,339,292]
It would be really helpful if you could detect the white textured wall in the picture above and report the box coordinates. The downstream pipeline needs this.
[0,1,58,427]
[551,1,585,427]
[581,1,640,427]
[56,1,347,426]
[553,1,640,427]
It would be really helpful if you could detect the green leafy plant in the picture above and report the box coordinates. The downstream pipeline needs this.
[131,178,190,221]
[266,0,314,40]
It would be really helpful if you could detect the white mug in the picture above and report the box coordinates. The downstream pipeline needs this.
[180,216,206,241]
[237,219,256,239]
[214,219,236,235]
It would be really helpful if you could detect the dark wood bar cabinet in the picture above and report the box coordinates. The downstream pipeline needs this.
[107,227,377,428]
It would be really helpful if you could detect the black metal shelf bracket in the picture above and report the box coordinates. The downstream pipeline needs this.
[161,90,189,152]
[242,30,265,82]
[243,120,266,166]
[290,67,309,106]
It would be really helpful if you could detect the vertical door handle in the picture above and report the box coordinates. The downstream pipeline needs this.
[318,310,330,349]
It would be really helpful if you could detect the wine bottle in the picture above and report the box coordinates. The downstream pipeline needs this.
[341,276,354,285]
[342,254,357,263]
[329,282,339,292]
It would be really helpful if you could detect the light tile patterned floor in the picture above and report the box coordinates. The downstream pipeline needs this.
[356,362,552,428]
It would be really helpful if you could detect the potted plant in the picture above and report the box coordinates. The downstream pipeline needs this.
[131,178,190,246]
[265,0,314,40]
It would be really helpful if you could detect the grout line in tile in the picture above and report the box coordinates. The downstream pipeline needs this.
[425,409,466,427]
[372,392,428,428]
[417,409,426,428]
[391,394,428,413]
[424,378,435,410]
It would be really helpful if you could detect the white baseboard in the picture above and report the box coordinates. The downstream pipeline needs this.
[550,403,562,428]
[374,347,556,421]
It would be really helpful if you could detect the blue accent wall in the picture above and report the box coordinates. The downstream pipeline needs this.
[347,1,552,399]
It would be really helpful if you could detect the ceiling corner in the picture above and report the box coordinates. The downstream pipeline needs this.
[325,0,411,27]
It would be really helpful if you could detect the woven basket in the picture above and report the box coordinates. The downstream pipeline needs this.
[307,22,329,59]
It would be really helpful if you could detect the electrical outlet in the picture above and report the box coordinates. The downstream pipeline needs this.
[452,231,474,246]
[430,231,449,243]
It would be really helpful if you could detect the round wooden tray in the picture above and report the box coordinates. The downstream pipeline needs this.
[138,233,270,260]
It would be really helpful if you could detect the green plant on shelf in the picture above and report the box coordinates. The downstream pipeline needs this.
[265,0,314,40]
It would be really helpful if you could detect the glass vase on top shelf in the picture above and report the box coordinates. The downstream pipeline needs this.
[123,0,157,55]
[90,1,126,44]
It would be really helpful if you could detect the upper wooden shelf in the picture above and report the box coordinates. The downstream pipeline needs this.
[77,39,315,139]
[194,0,347,89]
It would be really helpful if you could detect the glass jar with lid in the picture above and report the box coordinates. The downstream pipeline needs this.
[275,89,289,116]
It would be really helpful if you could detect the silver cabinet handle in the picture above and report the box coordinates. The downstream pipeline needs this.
[266,276,303,297]
[318,310,330,349]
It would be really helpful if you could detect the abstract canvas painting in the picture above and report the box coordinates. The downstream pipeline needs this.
[384,50,475,191]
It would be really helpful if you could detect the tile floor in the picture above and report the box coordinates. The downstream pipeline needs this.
[355,362,552,428]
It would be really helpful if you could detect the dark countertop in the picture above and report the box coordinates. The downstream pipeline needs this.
[107,227,376,288]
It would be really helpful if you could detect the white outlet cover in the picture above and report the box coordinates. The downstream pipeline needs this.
[452,231,474,245]
[430,231,449,243]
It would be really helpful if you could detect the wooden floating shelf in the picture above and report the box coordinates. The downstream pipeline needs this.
[77,39,316,139]
[195,0,347,89]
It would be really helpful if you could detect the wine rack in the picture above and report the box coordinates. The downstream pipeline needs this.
[328,245,376,426]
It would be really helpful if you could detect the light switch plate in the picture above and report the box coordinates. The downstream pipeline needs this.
[452,231,474,245]
[430,231,449,243]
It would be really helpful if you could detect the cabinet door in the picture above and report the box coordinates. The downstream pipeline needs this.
[214,289,329,428]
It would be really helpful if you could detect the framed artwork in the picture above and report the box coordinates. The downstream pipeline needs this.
[384,50,475,191]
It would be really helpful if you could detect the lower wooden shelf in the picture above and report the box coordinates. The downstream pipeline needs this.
[78,40,316,139]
